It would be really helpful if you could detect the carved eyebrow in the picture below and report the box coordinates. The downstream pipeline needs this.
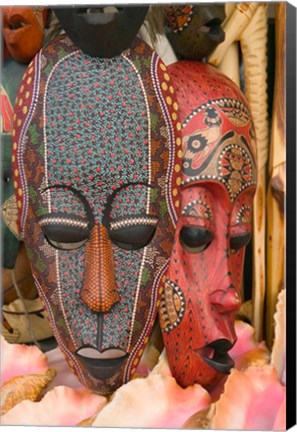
[42,184,95,229]
[181,199,213,220]
[42,182,157,229]
[102,181,156,229]
[110,216,159,231]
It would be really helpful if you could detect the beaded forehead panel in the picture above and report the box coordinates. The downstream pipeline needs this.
[12,35,182,394]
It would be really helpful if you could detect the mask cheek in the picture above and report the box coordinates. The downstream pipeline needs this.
[159,279,186,333]
[3,15,44,63]
[231,254,246,293]
[159,279,222,388]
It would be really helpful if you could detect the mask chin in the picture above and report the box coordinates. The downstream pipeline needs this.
[76,347,129,381]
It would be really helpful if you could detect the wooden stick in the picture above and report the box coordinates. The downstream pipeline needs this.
[240,3,269,341]
[208,3,259,67]
[265,2,286,348]
[216,42,241,86]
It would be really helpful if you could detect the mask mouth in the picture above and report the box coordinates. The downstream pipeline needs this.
[198,18,225,43]
[77,6,122,25]
[195,338,235,374]
[76,346,128,380]
[5,14,29,32]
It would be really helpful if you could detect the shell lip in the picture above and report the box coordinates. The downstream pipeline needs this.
[195,338,235,374]
[76,346,129,380]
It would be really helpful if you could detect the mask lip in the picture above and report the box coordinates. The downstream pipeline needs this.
[76,347,129,380]
[197,18,225,44]
[195,338,235,374]
[76,9,118,26]
[76,346,128,360]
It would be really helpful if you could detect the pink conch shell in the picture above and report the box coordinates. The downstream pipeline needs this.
[1,336,48,384]
[231,320,270,368]
[0,385,107,426]
[273,396,286,430]
[45,347,82,390]
[92,371,211,428]
[182,405,216,429]
[1,368,56,415]
[270,289,286,385]
[209,320,270,401]
[210,365,286,430]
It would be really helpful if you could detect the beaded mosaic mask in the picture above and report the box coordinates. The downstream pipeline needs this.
[165,4,225,60]
[12,35,181,394]
[159,61,257,389]
[2,6,48,63]
[53,6,148,58]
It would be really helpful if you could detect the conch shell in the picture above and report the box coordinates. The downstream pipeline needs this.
[184,365,286,430]
[1,385,106,426]
[1,335,48,383]
[230,320,270,370]
[270,289,286,385]
[1,368,56,415]
[210,365,286,430]
[92,358,211,428]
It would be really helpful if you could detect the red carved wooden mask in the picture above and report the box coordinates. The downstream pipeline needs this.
[2,6,48,63]
[159,61,257,389]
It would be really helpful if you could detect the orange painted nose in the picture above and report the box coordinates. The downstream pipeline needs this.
[81,225,119,313]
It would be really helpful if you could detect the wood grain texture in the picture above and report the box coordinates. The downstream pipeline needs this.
[265,2,286,348]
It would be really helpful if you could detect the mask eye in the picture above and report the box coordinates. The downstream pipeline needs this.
[180,226,214,253]
[230,232,251,254]
[46,238,88,250]
[39,215,90,250]
[109,218,158,250]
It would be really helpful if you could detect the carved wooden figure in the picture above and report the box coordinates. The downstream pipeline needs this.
[159,61,257,389]
[2,6,48,63]
[164,4,226,60]
[53,6,148,58]
[12,34,181,394]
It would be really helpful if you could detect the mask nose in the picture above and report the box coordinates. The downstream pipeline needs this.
[210,284,241,314]
[210,272,241,314]
[81,224,119,312]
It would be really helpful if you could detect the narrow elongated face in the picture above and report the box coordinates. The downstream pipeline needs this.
[2,6,48,63]
[159,61,257,389]
[12,35,181,394]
